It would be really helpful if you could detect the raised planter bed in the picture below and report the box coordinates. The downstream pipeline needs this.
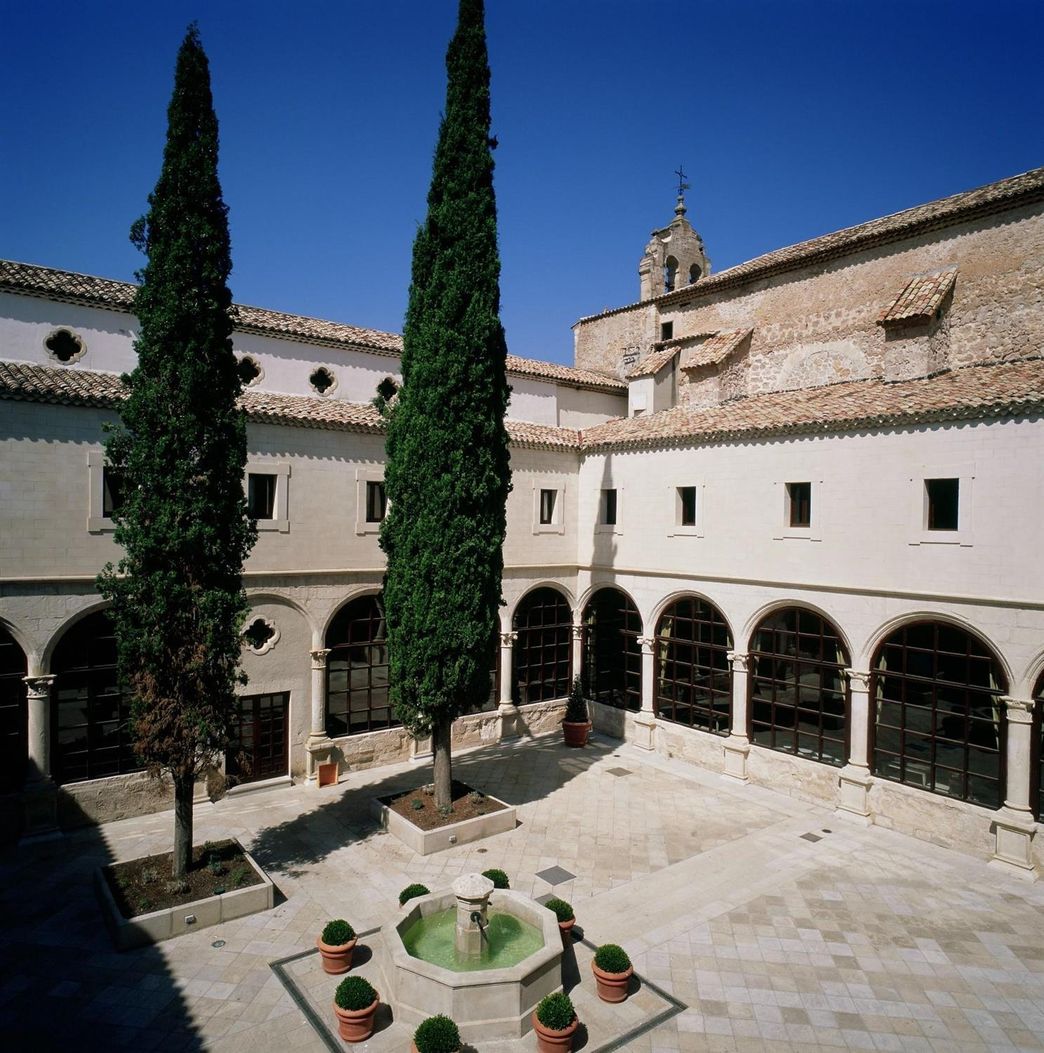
[95,839,274,950]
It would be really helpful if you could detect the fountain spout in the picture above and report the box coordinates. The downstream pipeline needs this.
[452,873,495,960]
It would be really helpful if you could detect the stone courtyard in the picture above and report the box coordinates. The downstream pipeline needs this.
[2,732,1043,1052]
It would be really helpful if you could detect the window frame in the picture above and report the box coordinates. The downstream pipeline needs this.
[909,467,973,547]
[668,484,704,538]
[244,461,290,533]
[532,481,566,535]
[365,480,387,524]
[773,478,823,541]
[355,468,386,536]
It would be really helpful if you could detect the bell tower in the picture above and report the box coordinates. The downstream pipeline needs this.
[638,166,711,301]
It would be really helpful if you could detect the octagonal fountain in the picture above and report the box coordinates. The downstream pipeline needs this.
[381,873,563,1041]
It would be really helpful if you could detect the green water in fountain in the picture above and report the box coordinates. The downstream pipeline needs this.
[401,908,544,972]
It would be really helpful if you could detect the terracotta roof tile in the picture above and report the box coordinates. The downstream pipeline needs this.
[627,346,678,378]
[581,357,1044,451]
[0,259,623,392]
[878,268,957,326]
[0,360,581,451]
[680,329,753,370]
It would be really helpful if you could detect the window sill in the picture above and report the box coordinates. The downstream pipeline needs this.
[594,525,621,535]
[533,523,565,535]
[87,516,116,534]
[256,518,290,534]
[355,522,382,536]
[908,531,972,547]
[667,526,702,538]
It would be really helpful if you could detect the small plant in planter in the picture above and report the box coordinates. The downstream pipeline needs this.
[333,975,379,1043]
[592,943,633,1003]
[481,868,510,889]
[532,991,578,1053]
[317,918,357,974]
[399,883,431,906]
[561,676,591,747]
[412,1013,461,1053]
[545,897,576,944]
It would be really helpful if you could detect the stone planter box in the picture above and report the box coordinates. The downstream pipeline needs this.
[94,840,274,951]
[371,793,516,855]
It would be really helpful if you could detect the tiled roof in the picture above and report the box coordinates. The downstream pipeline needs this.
[680,329,753,371]
[878,268,957,326]
[0,259,624,393]
[0,360,581,451]
[581,357,1044,451]
[627,346,678,379]
[579,166,1044,323]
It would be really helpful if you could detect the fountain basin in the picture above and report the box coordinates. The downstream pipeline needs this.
[382,888,563,1040]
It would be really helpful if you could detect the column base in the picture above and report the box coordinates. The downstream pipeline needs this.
[989,807,1037,879]
[497,702,522,742]
[410,734,434,763]
[632,711,656,751]
[22,778,59,840]
[305,734,335,785]
[836,764,873,823]
[722,736,750,781]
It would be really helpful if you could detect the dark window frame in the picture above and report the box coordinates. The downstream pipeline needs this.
[102,467,124,519]
[365,480,387,523]
[678,486,697,527]
[247,472,277,520]
[600,488,617,527]
[0,626,28,794]
[539,488,557,526]
[227,691,289,784]
[925,478,959,531]
[1033,673,1044,820]
[513,587,572,705]
[582,588,642,712]
[786,482,812,529]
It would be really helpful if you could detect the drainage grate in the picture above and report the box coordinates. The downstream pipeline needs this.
[800,832,822,842]
[535,865,576,885]
[607,767,632,777]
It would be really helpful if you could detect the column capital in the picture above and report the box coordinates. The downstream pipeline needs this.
[571,623,584,641]
[1002,697,1035,724]
[638,635,656,655]
[727,651,749,672]
[499,631,517,647]
[845,669,872,691]
[23,674,56,695]
[309,648,331,669]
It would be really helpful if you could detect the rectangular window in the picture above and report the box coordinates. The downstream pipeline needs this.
[678,486,697,527]
[786,482,811,528]
[247,472,277,520]
[539,488,557,525]
[660,321,674,341]
[366,480,387,523]
[926,478,959,530]
[102,468,124,519]
[600,488,617,526]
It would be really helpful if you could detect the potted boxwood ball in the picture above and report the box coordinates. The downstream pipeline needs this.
[591,943,633,1003]
[412,1013,461,1053]
[532,991,578,1053]
[561,677,591,747]
[544,897,576,944]
[481,868,510,889]
[399,883,430,906]
[317,918,357,974]
[333,975,379,1043]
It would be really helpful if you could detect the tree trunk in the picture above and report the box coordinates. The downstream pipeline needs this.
[172,770,195,882]
[432,717,453,812]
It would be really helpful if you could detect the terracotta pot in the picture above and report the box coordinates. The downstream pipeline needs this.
[592,960,633,1003]
[558,917,576,945]
[317,935,357,975]
[333,993,379,1043]
[562,720,591,747]
[532,1010,578,1053]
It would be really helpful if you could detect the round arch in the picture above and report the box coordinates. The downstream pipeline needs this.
[650,588,736,642]
[869,619,1008,809]
[512,586,573,705]
[581,586,642,712]
[318,587,385,648]
[243,590,317,645]
[742,597,854,663]
[41,598,112,673]
[747,605,850,767]
[505,581,576,631]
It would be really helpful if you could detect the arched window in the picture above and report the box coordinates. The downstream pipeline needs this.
[655,596,732,734]
[749,607,848,766]
[871,621,1006,808]
[325,595,396,737]
[688,263,702,284]
[0,626,28,794]
[664,256,678,294]
[1033,672,1044,820]
[582,588,641,711]
[51,611,143,784]
[513,588,572,705]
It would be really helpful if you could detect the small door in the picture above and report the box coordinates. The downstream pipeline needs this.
[227,692,288,784]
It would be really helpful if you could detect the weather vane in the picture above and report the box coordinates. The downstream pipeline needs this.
[674,164,690,198]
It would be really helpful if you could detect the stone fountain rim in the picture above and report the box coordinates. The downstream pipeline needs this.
[389,888,561,987]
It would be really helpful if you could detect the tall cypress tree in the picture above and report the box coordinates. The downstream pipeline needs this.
[381,0,511,810]
[98,25,255,881]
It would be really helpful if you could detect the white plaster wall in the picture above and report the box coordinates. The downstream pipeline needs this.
[556,386,626,428]
[506,376,557,425]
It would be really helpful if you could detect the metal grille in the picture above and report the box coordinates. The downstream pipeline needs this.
[582,587,642,711]
[325,595,397,736]
[513,587,572,705]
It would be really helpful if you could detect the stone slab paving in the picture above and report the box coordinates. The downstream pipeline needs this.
[1,731,1042,1052]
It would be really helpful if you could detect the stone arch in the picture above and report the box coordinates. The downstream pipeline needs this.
[504,581,575,630]
[581,586,643,712]
[318,587,385,648]
[650,588,737,643]
[742,597,854,663]
[41,599,112,674]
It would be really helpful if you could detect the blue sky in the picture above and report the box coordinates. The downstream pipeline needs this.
[3,1,1042,366]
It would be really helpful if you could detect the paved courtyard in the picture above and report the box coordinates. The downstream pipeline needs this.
[2,732,1044,1052]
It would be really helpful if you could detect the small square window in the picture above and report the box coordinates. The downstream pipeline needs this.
[366,480,387,523]
[248,473,277,520]
[786,482,811,528]
[660,321,674,341]
[678,486,697,527]
[539,489,557,525]
[102,468,124,519]
[926,478,959,531]
[600,488,617,526]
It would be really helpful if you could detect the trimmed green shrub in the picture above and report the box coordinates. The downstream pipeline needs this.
[564,676,589,723]
[482,868,509,889]
[321,919,356,946]
[399,883,431,906]
[535,991,575,1031]
[335,975,377,1012]
[413,1013,461,1053]
[544,897,574,922]
[593,943,631,973]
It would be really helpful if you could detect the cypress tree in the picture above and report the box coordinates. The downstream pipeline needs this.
[98,25,255,881]
[381,0,512,810]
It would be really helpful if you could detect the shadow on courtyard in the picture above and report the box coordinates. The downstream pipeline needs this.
[247,734,616,876]
[0,816,204,1050]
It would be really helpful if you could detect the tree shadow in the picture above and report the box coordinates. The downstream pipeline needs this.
[247,734,616,875]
